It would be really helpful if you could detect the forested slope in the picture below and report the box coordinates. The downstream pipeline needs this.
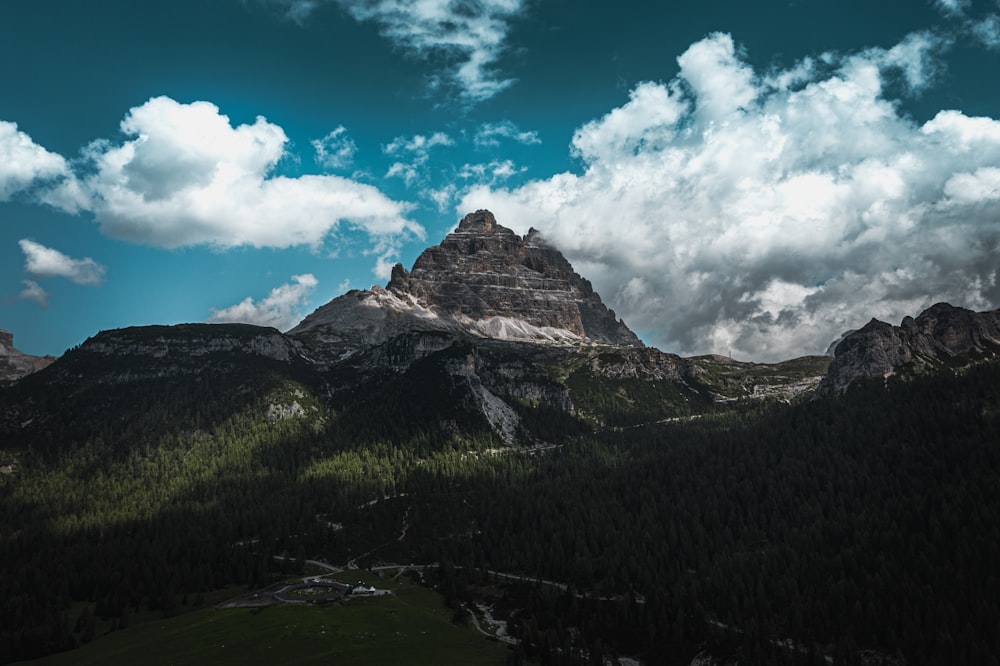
[2,349,998,664]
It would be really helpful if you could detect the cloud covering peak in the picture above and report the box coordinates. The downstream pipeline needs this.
[461,31,1000,360]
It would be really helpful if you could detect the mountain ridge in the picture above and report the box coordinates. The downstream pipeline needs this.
[815,302,1000,396]
[288,210,640,364]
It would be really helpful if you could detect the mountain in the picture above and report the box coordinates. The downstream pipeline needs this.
[3,211,833,447]
[4,214,1000,666]
[0,329,55,384]
[288,210,640,364]
[815,302,1000,396]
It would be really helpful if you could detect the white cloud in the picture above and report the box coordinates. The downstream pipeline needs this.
[934,0,970,17]
[334,0,525,103]
[423,159,523,212]
[426,183,458,212]
[19,239,106,285]
[460,31,1000,361]
[17,280,49,307]
[943,167,1000,202]
[458,159,524,182]
[474,121,541,148]
[383,131,454,186]
[869,31,945,91]
[971,14,1000,49]
[0,121,69,200]
[384,132,454,155]
[65,96,422,262]
[675,31,757,124]
[312,126,358,170]
[207,273,318,331]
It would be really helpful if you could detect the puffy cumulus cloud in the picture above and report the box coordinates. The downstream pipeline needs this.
[19,239,106,285]
[312,126,358,170]
[383,131,454,186]
[0,121,69,200]
[68,96,422,261]
[17,280,49,307]
[334,0,524,103]
[207,273,318,331]
[474,121,541,148]
[461,31,1000,361]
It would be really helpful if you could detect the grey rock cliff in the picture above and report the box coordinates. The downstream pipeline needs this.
[289,210,641,362]
[815,303,1000,397]
[0,329,56,383]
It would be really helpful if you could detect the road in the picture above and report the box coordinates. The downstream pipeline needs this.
[272,555,343,574]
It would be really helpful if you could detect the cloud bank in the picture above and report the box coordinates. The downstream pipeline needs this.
[462,31,1000,360]
[207,273,318,331]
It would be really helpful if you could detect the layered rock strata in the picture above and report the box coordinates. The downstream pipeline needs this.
[289,210,641,362]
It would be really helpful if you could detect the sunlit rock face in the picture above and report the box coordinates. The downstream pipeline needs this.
[815,303,1000,396]
[288,210,641,362]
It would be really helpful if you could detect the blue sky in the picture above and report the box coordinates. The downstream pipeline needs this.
[2,0,1000,360]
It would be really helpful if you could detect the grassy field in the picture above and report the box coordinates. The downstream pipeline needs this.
[28,576,508,665]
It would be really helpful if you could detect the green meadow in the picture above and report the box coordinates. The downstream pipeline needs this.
[28,577,507,666]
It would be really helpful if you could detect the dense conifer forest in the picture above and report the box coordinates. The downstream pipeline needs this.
[2,357,999,664]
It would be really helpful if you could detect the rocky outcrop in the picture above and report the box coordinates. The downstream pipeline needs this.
[0,329,56,384]
[78,324,301,361]
[42,323,308,385]
[289,210,641,362]
[815,303,1000,397]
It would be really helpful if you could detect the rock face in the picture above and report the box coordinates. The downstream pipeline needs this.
[0,329,56,384]
[815,303,1000,397]
[289,210,640,361]
[40,323,308,386]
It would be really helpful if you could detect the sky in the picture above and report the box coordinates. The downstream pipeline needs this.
[2,0,1000,361]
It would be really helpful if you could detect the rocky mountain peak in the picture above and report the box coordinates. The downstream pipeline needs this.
[291,210,642,360]
[456,209,498,233]
[815,303,1000,396]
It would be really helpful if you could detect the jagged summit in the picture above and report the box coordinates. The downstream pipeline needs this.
[455,208,498,233]
[815,302,1000,396]
[290,210,641,359]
